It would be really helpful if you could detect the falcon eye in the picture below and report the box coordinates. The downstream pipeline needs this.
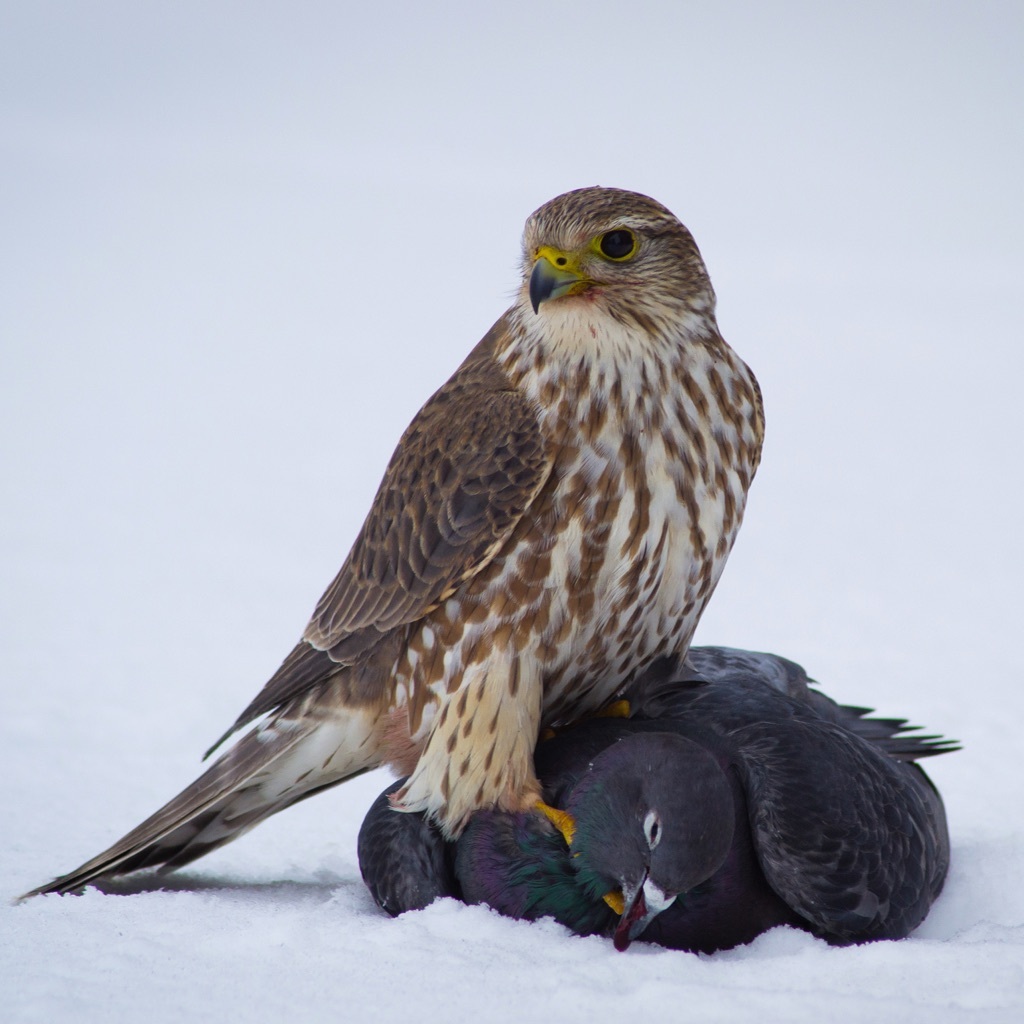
[598,229,637,261]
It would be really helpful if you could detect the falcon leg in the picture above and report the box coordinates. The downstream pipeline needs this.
[392,653,543,838]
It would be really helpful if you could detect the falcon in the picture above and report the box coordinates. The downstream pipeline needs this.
[26,186,764,898]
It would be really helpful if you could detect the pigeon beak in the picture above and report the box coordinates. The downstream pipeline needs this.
[529,247,588,313]
[612,874,677,952]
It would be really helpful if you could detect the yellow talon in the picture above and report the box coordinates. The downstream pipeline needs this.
[535,800,577,847]
[603,889,625,915]
[539,700,630,743]
[595,699,630,719]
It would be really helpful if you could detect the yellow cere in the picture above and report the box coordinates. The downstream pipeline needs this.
[534,244,585,278]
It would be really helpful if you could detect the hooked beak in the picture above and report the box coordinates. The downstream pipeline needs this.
[529,249,588,313]
[612,873,677,952]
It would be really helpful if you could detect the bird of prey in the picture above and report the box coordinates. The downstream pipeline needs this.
[26,187,763,898]
[358,647,955,952]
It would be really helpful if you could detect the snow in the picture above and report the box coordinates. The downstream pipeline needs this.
[2,3,1023,1022]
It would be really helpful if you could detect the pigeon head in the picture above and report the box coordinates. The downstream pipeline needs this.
[563,732,735,950]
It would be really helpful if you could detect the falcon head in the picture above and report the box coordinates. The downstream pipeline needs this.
[521,187,717,335]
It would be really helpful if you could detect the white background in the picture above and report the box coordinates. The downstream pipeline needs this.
[3,2,1022,1021]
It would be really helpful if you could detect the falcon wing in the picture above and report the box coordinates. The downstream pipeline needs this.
[217,316,551,746]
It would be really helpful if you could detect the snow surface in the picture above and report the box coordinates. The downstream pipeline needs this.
[3,3,1023,1022]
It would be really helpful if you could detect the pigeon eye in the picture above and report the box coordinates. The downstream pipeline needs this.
[598,229,637,261]
[643,810,661,849]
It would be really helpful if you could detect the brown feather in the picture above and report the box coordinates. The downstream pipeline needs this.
[27,186,765,890]
[215,319,552,747]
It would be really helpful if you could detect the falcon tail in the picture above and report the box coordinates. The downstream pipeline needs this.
[20,705,381,900]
